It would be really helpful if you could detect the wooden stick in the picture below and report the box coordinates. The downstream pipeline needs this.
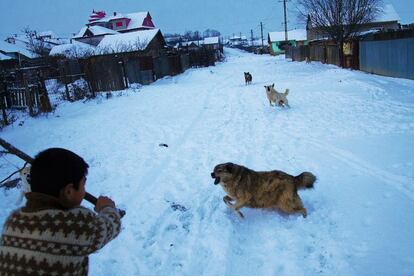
[0,138,34,163]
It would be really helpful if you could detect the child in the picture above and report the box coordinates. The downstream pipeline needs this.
[0,148,122,275]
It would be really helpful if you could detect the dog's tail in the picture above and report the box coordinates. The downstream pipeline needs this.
[294,172,316,189]
[284,89,289,96]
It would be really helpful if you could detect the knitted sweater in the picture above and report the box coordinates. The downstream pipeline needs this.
[0,192,121,275]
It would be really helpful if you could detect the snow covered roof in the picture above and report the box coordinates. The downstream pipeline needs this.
[0,40,34,58]
[73,26,119,38]
[95,28,161,54]
[182,41,199,47]
[374,4,400,23]
[204,37,219,45]
[268,29,307,42]
[230,36,247,41]
[0,52,12,60]
[92,11,154,30]
[49,40,95,58]
[38,31,54,38]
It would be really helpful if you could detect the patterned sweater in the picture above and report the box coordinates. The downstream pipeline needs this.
[0,192,121,275]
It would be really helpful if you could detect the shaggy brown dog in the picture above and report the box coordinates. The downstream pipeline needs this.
[211,162,315,219]
[244,72,252,85]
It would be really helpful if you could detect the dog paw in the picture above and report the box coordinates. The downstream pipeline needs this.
[301,209,308,218]
[236,210,245,219]
[223,196,234,206]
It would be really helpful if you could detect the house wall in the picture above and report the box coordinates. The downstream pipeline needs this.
[360,37,414,80]
[144,33,165,57]
[270,40,303,55]
[270,42,282,55]
[111,19,128,31]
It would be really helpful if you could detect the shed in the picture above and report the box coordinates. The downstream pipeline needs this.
[95,28,166,57]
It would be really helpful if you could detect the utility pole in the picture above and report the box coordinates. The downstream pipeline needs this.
[260,22,264,47]
[250,29,254,46]
[282,0,288,41]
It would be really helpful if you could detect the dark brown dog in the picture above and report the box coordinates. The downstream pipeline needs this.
[211,162,315,219]
[244,72,252,85]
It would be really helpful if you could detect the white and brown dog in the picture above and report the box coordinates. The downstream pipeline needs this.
[264,84,290,108]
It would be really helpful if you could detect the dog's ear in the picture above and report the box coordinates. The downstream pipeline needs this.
[225,163,233,173]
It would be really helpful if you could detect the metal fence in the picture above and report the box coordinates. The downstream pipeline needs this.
[360,37,414,80]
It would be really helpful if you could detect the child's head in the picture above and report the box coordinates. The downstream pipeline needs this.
[30,148,89,198]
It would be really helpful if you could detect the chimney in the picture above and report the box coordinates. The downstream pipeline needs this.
[114,12,117,16]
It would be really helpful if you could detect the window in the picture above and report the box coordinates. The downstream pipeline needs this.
[116,21,123,27]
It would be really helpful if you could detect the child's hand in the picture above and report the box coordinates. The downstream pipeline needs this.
[95,196,115,212]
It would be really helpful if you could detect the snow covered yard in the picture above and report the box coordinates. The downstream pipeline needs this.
[1,48,414,275]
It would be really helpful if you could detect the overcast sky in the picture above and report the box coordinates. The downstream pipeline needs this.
[0,0,413,39]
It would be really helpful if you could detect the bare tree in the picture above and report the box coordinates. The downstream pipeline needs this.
[203,29,221,38]
[296,0,383,66]
[22,27,51,57]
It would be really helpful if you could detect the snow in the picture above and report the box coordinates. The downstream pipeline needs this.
[268,29,307,42]
[49,40,95,58]
[1,48,414,275]
[0,39,34,58]
[95,29,160,54]
[204,36,219,45]
[0,52,12,60]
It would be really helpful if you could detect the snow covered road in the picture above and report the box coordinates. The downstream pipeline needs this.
[1,48,414,275]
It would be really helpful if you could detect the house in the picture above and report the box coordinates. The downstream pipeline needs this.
[203,37,220,51]
[184,41,199,48]
[86,10,155,33]
[228,35,248,46]
[0,40,34,62]
[3,32,65,58]
[307,4,400,41]
[268,29,307,55]
[73,10,157,47]
[95,28,166,57]
[73,25,119,46]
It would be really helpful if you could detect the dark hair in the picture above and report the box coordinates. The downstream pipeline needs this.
[30,148,89,197]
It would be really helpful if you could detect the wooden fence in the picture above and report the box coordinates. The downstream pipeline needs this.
[286,42,358,69]
[1,47,223,115]
[0,81,50,118]
[5,86,40,109]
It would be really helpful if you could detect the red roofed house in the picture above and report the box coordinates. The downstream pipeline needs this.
[73,10,156,46]
[87,11,155,33]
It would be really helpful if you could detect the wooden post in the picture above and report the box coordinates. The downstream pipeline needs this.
[63,61,71,101]
[0,79,8,126]
[37,72,52,113]
[1,94,8,126]
[24,78,35,116]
